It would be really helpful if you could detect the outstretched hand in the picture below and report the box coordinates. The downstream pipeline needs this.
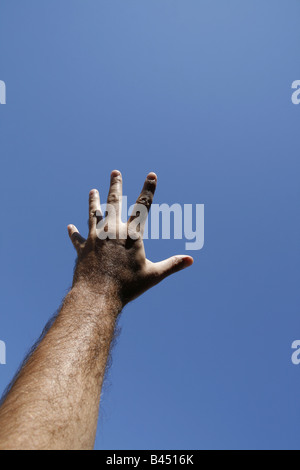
[68,171,193,306]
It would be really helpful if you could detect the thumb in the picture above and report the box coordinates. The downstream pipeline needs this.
[152,255,194,282]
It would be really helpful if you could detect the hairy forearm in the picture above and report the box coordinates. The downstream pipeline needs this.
[0,281,122,450]
[0,171,193,450]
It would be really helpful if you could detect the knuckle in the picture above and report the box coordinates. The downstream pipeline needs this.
[108,193,120,204]
[146,179,156,189]
[111,175,122,184]
[137,194,152,209]
[89,210,97,219]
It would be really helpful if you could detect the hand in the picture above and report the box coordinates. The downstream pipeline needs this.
[68,171,193,307]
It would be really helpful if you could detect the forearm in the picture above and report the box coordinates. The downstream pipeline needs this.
[0,171,193,451]
[0,282,122,450]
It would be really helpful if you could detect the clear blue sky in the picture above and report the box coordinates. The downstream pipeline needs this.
[0,0,300,450]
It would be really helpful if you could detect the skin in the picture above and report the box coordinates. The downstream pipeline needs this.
[0,171,193,450]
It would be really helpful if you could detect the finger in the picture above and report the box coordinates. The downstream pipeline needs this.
[128,172,157,232]
[68,225,86,253]
[89,189,101,238]
[151,255,194,282]
[107,170,122,219]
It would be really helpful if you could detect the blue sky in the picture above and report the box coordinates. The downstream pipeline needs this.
[0,0,300,450]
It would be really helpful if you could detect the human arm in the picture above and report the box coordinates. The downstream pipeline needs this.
[0,171,193,450]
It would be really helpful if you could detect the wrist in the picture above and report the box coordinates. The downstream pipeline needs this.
[66,279,123,319]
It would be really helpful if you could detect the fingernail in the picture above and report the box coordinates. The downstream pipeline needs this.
[147,172,157,181]
[111,170,121,177]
